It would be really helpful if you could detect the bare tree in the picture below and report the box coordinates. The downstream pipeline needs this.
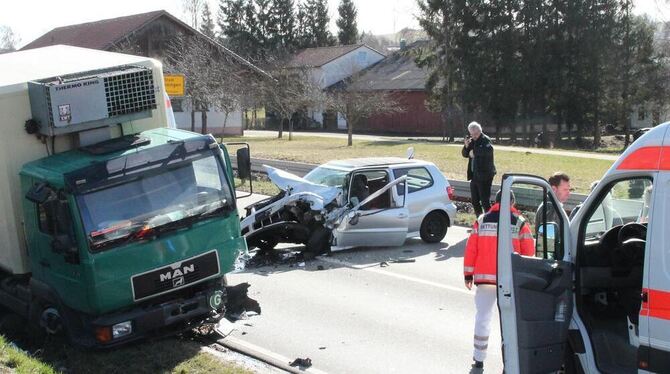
[261,67,325,140]
[328,82,404,146]
[0,25,19,53]
[182,0,205,29]
[166,35,246,135]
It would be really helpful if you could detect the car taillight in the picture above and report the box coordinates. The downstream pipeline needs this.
[446,185,455,200]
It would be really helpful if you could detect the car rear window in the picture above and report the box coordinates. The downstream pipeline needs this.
[393,167,434,195]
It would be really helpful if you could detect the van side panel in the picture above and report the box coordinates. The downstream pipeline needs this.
[642,165,670,370]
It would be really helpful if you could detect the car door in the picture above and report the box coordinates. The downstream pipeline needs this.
[333,170,409,249]
[497,174,573,374]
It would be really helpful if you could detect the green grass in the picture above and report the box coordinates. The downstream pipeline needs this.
[234,178,280,196]
[28,336,251,374]
[0,335,56,374]
[225,136,614,193]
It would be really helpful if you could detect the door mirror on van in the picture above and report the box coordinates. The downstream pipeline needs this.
[537,223,559,260]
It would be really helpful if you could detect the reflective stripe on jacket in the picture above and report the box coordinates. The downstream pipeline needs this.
[463,203,535,285]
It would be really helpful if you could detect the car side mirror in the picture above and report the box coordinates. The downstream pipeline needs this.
[348,212,360,226]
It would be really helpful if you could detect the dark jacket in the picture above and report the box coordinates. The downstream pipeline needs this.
[462,134,496,181]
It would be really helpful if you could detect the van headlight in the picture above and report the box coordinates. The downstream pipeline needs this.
[112,321,133,339]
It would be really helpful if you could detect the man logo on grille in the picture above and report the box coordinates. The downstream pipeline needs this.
[173,277,185,288]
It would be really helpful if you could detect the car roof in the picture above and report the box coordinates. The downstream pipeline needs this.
[321,157,432,170]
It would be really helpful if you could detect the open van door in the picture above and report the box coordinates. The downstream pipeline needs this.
[497,174,573,373]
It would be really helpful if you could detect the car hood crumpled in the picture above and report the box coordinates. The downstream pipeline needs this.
[264,165,342,209]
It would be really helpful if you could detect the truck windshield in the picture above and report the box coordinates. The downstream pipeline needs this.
[77,153,233,250]
[304,166,349,187]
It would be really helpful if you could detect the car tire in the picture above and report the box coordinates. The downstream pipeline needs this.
[306,227,331,255]
[257,237,278,252]
[420,211,448,243]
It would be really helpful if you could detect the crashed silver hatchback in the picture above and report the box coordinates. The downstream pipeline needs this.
[241,156,457,255]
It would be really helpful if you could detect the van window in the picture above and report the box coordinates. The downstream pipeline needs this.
[584,178,652,239]
[393,167,434,195]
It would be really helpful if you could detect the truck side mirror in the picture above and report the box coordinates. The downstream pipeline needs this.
[236,147,251,180]
[26,182,53,203]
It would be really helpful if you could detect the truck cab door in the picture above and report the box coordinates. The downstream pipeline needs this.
[333,170,408,249]
[497,174,573,374]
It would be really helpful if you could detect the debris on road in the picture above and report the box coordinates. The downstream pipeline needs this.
[380,261,389,267]
[289,357,313,368]
[317,265,325,270]
[225,283,261,321]
[389,258,416,264]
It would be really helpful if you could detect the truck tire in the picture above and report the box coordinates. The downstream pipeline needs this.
[420,211,448,243]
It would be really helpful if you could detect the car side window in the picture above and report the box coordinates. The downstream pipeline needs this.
[393,167,434,195]
[350,170,393,209]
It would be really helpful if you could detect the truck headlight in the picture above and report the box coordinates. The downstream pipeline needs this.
[112,321,133,339]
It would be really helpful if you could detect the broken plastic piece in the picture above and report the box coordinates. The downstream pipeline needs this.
[290,358,313,368]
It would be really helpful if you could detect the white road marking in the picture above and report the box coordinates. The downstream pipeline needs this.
[316,256,475,296]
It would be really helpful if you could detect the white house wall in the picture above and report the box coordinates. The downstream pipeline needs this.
[174,109,243,135]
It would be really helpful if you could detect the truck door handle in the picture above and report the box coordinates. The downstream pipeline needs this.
[39,260,50,268]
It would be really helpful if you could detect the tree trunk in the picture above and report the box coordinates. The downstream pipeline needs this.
[289,117,294,141]
[252,108,257,129]
[190,99,196,132]
[201,105,208,135]
[347,115,353,147]
[222,112,229,138]
[278,117,284,138]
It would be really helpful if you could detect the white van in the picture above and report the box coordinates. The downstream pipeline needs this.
[496,123,669,373]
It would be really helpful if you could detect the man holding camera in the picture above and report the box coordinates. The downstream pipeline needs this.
[462,122,497,217]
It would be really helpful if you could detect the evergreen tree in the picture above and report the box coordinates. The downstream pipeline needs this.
[298,0,336,48]
[218,0,253,55]
[200,3,216,38]
[336,0,359,45]
[271,0,297,52]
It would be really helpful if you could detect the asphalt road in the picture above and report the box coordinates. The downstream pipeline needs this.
[225,194,504,374]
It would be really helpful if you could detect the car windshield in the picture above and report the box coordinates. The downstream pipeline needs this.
[303,166,349,187]
[77,153,233,250]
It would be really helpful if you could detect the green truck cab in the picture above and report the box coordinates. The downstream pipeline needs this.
[0,46,249,347]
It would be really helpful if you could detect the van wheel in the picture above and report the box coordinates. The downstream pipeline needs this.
[420,211,448,243]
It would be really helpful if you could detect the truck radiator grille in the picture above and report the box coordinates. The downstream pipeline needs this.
[131,250,220,301]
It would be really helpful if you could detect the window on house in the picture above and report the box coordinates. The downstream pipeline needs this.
[638,108,646,121]
[171,98,184,112]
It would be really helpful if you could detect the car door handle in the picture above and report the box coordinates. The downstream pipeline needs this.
[397,213,408,218]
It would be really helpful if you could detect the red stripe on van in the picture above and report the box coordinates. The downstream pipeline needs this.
[617,146,670,171]
[641,288,670,321]
[617,147,662,170]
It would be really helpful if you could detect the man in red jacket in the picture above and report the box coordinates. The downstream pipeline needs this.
[463,190,535,369]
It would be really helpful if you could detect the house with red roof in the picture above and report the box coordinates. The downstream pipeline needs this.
[23,10,267,136]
